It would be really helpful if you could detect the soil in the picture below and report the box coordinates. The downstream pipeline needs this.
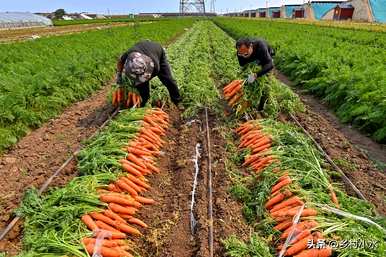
[0,23,130,43]
[132,109,250,257]
[274,70,386,215]
[0,84,114,255]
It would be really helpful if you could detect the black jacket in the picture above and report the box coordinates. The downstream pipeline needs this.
[119,40,181,105]
[237,38,274,77]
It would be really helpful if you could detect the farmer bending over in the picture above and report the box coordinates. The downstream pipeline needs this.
[236,37,274,84]
[116,40,182,108]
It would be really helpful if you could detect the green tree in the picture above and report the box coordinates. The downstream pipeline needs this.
[54,9,66,19]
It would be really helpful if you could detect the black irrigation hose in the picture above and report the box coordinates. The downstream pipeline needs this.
[0,107,120,241]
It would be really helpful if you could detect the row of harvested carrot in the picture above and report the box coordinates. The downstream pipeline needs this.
[112,88,142,108]
[81,108,169,257]
[236,121,332,257]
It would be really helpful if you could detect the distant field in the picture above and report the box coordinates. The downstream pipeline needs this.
[53,17,159,26]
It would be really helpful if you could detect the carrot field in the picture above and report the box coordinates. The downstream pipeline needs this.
[0,18,385,257]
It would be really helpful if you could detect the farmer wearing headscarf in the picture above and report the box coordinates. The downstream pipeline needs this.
[236,38,275,84]
[115,40,182,107]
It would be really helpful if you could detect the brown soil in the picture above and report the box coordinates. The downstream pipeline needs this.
[0,85,114,255]
[0,23,130,43]
[274,70,386,215]
[132,109,250,257]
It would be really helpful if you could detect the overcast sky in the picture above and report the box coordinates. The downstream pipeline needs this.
[0,0,311,14]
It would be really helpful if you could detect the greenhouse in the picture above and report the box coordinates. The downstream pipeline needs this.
[0,12,52,29]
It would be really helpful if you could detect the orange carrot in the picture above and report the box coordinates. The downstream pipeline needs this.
[274,220,293,231]
[281,221,319,240]
[127,146,151,157]
[287,208,318,217]
[328,184,339,208]
[121,162,143,177]
[145,162,160,173]
[104,210,127,224]
[81,214,98,231]
[265,190,293,210]
[94,230,127,239]
[107,184,122,193]
[122,159,150,176]
[109,203,137,215]
[125,174,151,189]
[270,196,302,213]
[135,196,156,205]
[95,220,122,234]
[271,177,292,194]
[285,235,314,256]
[85,243,133,257]
[127,154,147,169]
[100,195,138,207]
[128,217,148,228]
[120,178,144,193]
[82,238,126,247]
[115,180,138,197]
[114,222,142,236]
[289,229,312,244]
[90,212,117,227]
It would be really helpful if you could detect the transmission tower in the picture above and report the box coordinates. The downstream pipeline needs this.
[179,0,206,14]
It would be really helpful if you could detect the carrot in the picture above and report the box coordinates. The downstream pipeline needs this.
[271,177,292,194]
[104,210,127,224]
[107,184,122,193]
[121,162,143,177]
[122,159,150,176]
[90,212,117,227]
[281,221,319,240]
[100,194,138,207]
[114,222,142,236]
[112,91,117,106]
[109,203,137,215]
[115,180,138,197]
[85,243,133,257]
[287,208,318,217]
[82,238,126,247]
[120,178,144,193]
[271,204,301,217]
[328,184,339,208]
[270,196,302,213]
[119,214,133,220]
[135,196,156,205]
[128,217,148,228]
[144,162,160,174]
[228,93,242,106]
[285,235,314,256]
[289,229,312,244]
[94,230,127,239]
[125,174,151,189]
[95,220,122,234]
[127,146,151,157]
[127,154,147,169]
[274,220,293,231]
[293,248,332,257]
[251,143,272,154]
[265,190,293,210]
[81,214,98,231]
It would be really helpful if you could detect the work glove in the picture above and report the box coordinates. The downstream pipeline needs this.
[116,72,123,85]
[247,74,257,84]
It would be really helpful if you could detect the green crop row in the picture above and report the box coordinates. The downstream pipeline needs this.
[0,19,194,152]
[214,18,386,143]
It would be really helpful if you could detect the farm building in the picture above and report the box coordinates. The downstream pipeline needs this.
[333,3,355,20]
[242,9,257,18]
[268,7,281,18]
[293,6,306,18]
[0,12,52,29]
[258,8,267,17]
[368,0,386,22]
[304,1,344,20]
[281,5,302,18]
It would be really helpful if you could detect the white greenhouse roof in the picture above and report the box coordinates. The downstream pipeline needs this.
[0,12,52,28]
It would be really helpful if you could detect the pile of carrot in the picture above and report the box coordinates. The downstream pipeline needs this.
[235,120,276,174]
[223,80,244,107]
[81,108,169,257]
[235,121,332,257]
[112,88,142,108]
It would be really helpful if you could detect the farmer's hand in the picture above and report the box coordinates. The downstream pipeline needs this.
[116,72,123,85]
[247,74,257,84]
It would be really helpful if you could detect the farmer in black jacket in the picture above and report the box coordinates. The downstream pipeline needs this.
[236,38,274,84]
[116,40,181,107]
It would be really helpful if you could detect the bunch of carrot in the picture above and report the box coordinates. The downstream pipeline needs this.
[236,120,332,257]
[235,120,276,174]
[223,80,244,107]
[112,88,142,108]
[80,108,169,257]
